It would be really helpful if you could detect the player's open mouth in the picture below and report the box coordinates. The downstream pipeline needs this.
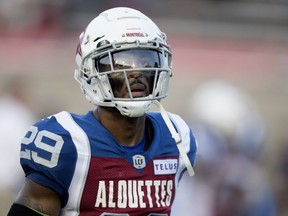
[130,83,146,98]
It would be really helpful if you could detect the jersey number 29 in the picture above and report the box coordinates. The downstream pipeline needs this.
[20,126,64,168]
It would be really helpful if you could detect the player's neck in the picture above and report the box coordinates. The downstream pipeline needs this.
[93,107,146,147]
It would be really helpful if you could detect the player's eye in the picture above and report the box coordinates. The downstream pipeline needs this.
[95,55,111,72]
[114,63,128,69]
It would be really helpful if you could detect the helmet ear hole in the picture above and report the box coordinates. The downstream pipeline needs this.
[85,79,91,85]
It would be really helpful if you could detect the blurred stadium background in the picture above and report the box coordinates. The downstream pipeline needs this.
[0,0,287,215]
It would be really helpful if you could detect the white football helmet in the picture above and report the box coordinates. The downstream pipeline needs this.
[74,7,172,117]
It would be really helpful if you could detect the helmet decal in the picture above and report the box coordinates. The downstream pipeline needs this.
[125,32,147,37]
[76,31,85,57]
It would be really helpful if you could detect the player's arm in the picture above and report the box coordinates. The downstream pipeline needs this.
[7,178,61,216]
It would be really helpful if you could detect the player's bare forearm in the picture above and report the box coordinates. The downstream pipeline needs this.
[12,178,61,216]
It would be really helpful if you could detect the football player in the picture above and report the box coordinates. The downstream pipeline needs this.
[8,7,197,216]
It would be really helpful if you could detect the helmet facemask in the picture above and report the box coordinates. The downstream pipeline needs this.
[77,40,172,117]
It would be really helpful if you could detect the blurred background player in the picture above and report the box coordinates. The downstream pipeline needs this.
[172,80,276,216]
[0,75,36,216]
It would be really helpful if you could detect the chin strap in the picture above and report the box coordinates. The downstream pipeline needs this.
[153,100,195,176]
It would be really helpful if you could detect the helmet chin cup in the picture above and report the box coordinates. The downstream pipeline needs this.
[114,100,152,117]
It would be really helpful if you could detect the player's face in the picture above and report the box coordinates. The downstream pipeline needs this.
[96,49,163,99]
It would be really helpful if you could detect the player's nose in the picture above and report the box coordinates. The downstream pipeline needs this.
[127,70,144,79]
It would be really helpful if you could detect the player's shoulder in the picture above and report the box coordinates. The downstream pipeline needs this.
[34,111,69,130]
[31,111,87,137]
[147,111,188,127]
[35,111,88,127]
[20,111,87,166]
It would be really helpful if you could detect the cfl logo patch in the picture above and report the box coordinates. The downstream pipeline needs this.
[133,155,146,169]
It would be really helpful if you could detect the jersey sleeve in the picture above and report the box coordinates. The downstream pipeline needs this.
[20,114,78,206]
